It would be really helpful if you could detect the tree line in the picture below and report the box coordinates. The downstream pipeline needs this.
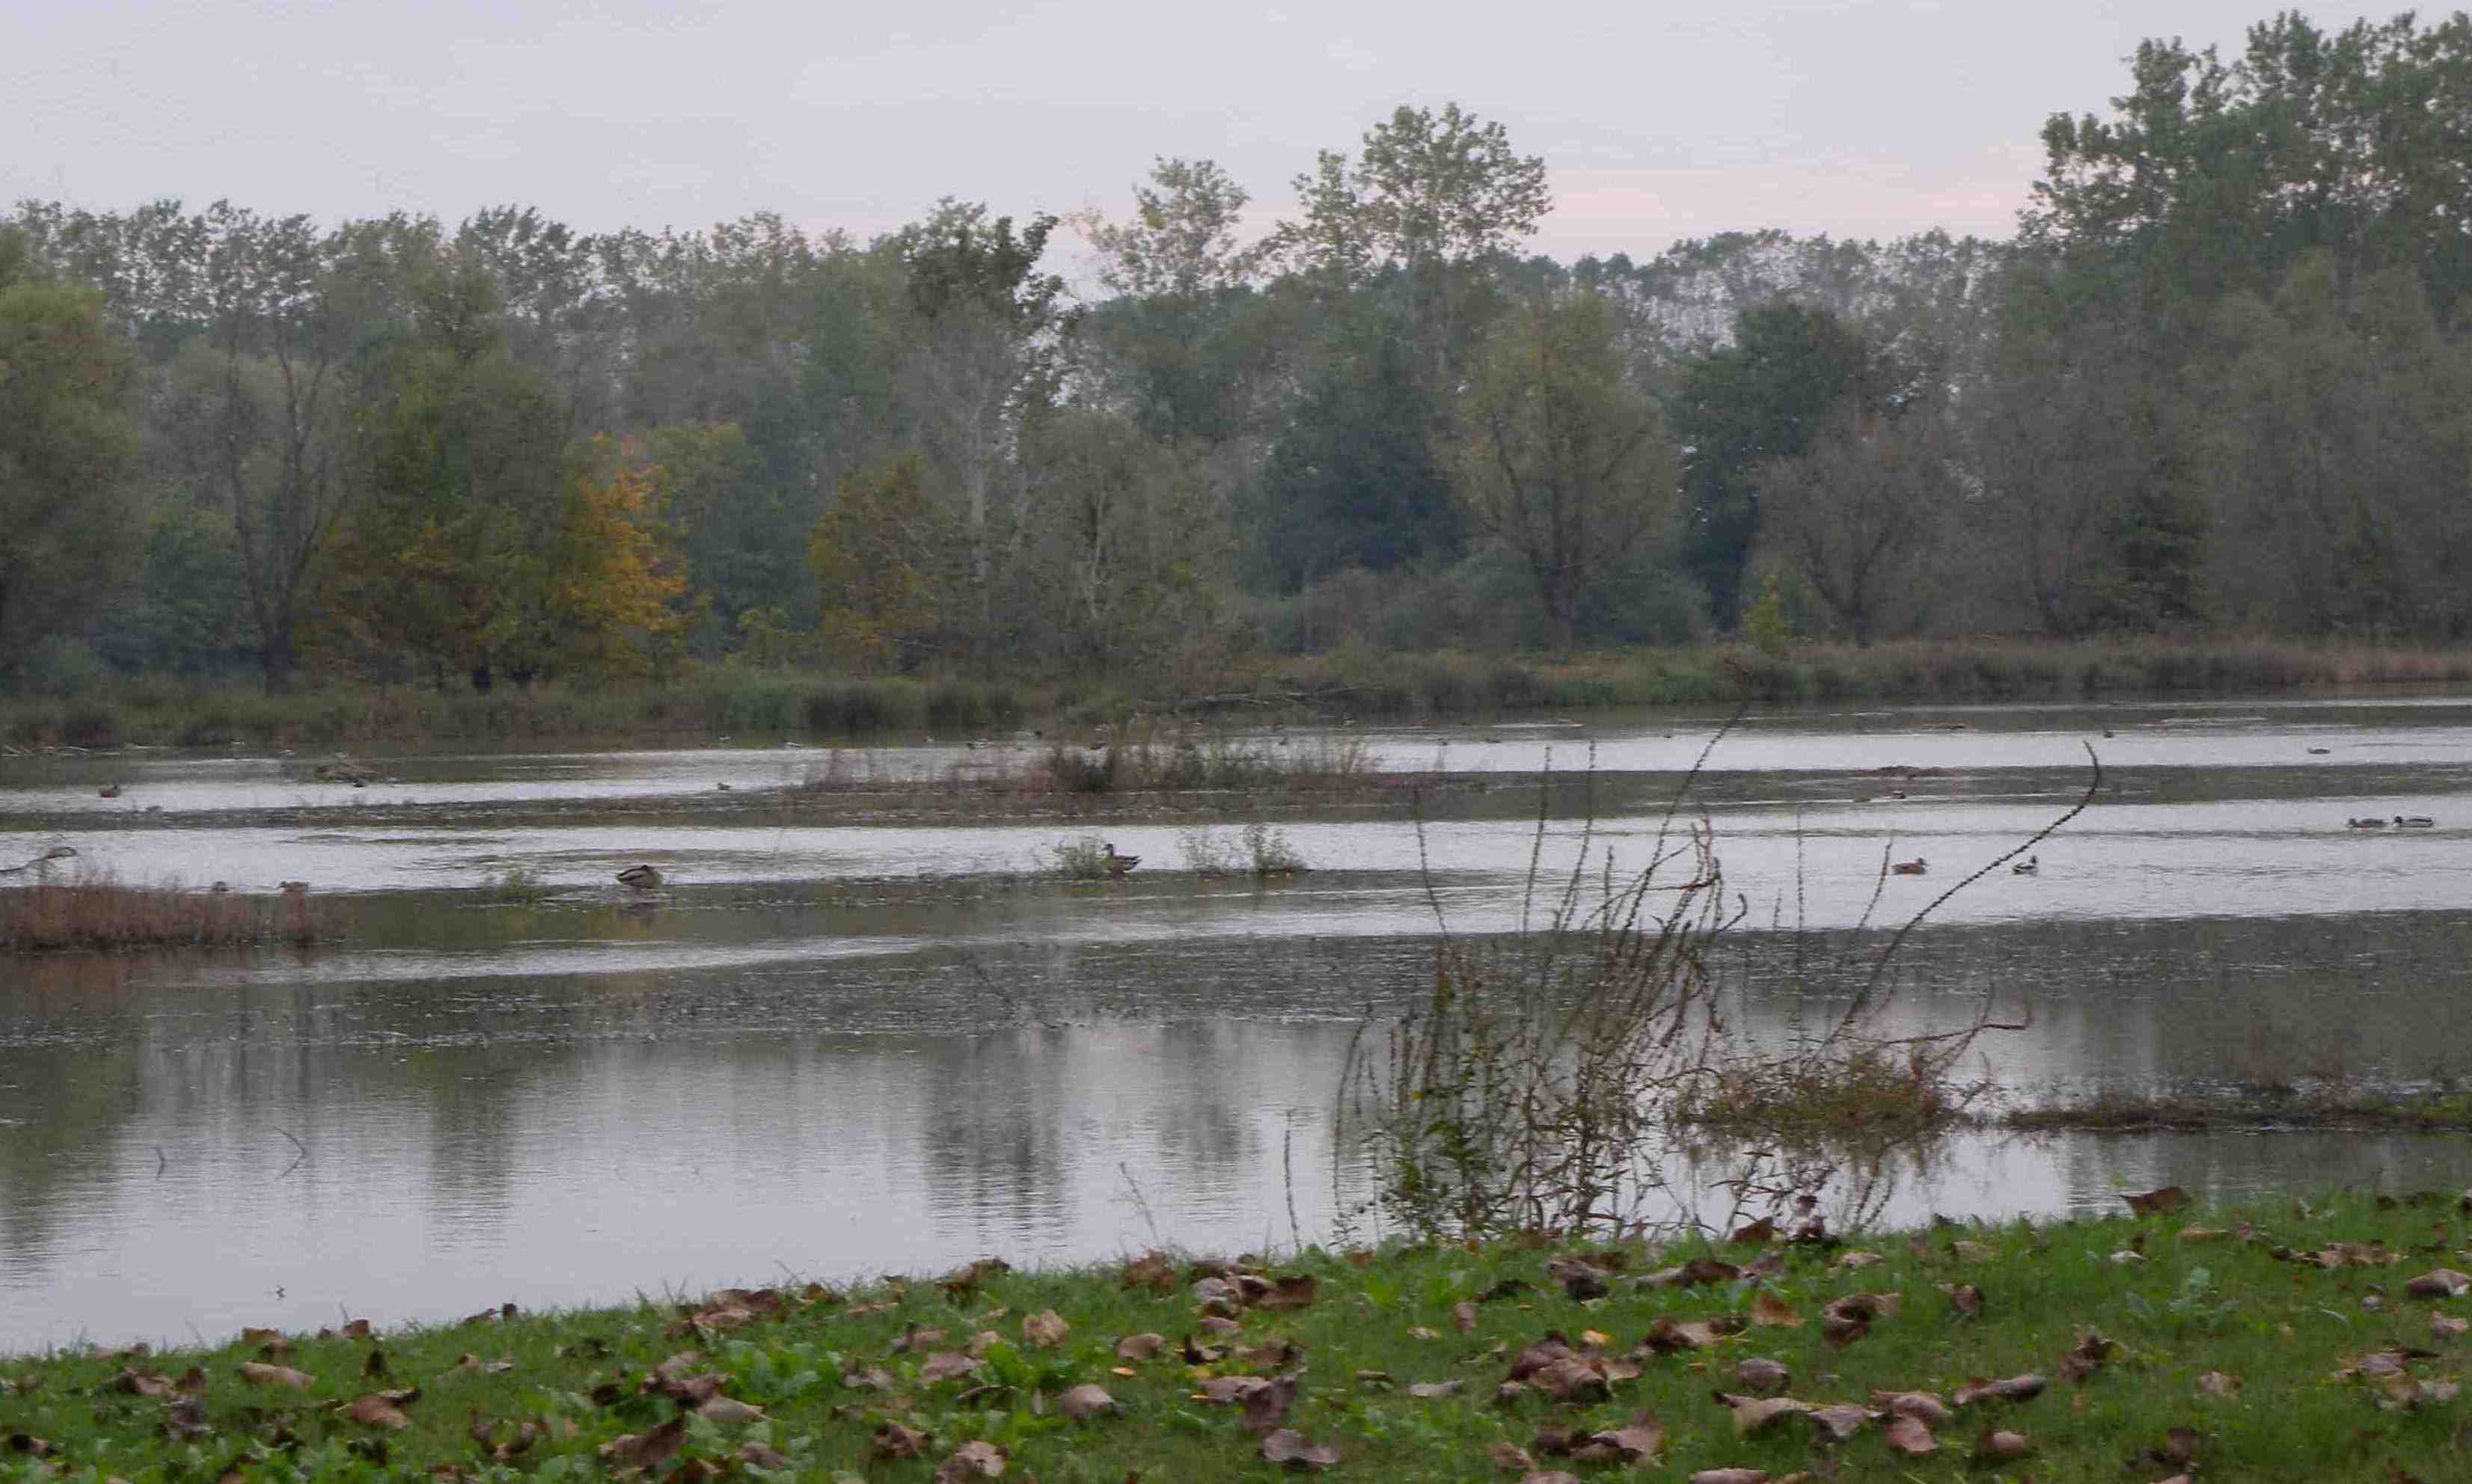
[7,9,2472,697]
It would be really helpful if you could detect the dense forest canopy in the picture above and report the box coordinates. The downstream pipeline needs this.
[9,9,2472,697]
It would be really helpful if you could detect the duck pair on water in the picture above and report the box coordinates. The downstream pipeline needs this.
[2349,815,2436,830]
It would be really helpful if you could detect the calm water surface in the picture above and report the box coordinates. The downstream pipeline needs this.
[4,696,2472,1352]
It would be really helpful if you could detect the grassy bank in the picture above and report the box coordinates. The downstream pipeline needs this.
[6,637,2472,752]
[2007,1085,2472,1133]
[5,1192,2466,1482]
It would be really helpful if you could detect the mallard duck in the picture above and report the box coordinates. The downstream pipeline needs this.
[98,783,122,799]
[2012,855,2040,875]
[2395,815,2436,828]
[2348,817,2389,830]
[617,863,664,889]
[1891,857,1928,876]
[1102,843,1139,876]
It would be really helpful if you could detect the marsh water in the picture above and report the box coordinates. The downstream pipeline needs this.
[5,695,2472,1352]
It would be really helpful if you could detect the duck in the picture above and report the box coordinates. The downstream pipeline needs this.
[1891,857,1928,876]
[2348,817,2390,830]
[98,783,122,799]
[2012,855,2040,875]
[2307,746,2331,755]
[1101,843,1140,876]
[2395,815,2436,829]
[616,863,664,889]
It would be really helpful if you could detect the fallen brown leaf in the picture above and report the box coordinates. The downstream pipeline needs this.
[1973,1427,2032,1462]
[1832,1251,1885,1270]
[1242,1373,1300,1435]
[2405,1269,2471,1298]
[162,1396,210,1442]
[1486,1440,1535,1471]
[1571,1413,1663,1463]
[1951,1239,1995,1263]
[2432,1313,2468,1340]
[1114,1332,1164,1361]
[238,1361,314,1391]
[1951,1373,2047,1405]
[1059,1383,1116,1420]
[738,1441,792,1471]
[936,1439,1007,1480]
[2123,1186,2187,1215]
[1022,1310,1070,1348]
[343,1391,416,1429]
[1548,1258,1610,1301]
[1939,1282,1983,1318]
[1749,1291,1802,1328]
[1121,1251,1175,1293]
[1454,1300,1480,1334]
[600,1417,688,1470]
[873,1420,930,1459]
[1734,1357,1790,1392]
[1529,1358,1610,1402]
[1870,1390,1948,1423]
[1407,1379,1464,1398]
[1731,1216,1778,1245]
[920,1352,985,1385]
[2197,1370,2242,1398]
[1258,1428,1340,1470]
[1254,1274,1319,1311]
[1714,1391,1810,1437]
[696,1396,765,1424]
[1881,1413,1936,1455]
[1686,1472,1769,1484]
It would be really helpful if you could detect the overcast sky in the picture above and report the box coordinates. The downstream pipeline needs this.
[4,0,2396,272]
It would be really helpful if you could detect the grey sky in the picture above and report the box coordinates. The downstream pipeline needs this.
[4,1,2392,269]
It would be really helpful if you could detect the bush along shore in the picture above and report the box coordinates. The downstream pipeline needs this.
[7,637,2472,752]
[4,1191,2468,1483]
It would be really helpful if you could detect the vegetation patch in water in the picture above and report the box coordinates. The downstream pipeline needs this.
[1,1191,2465,1482]
[0,874,319,952]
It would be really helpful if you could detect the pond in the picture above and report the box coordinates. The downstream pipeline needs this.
[4,694,2471,1352]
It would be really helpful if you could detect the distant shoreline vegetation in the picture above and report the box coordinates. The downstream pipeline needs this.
[4,637,2469,751]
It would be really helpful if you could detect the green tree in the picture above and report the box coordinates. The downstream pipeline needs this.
[2189,253,2472,637]
[1671,301,1875,626]
[1243,312,1458,590]
[2028,12,2472,318]
[1754,408,1959,644]
[1013,407,1233,678]
[320,262,572,688]
[0,230,144,680]
[1451,292,1680,646]
[808,456,952,673]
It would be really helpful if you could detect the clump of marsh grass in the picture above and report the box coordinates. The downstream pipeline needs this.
[1176,821,1312,878]
[485,865,550,904]
[1340,727,2099,1244]
[1041,834,1126,881]
[1,874,322,952]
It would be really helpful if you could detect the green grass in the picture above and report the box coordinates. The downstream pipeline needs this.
[4,1191,2468,1481]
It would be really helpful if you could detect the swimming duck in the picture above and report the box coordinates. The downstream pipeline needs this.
[2012,855,2040,875]
[98,783,122,799]
[617,863,664,889]
[1891,857,1928,876]
[2395,815,2436,828]
[2348,817,2389,830]
[1102,843,1140,876]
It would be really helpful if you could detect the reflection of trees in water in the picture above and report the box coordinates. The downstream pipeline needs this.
[0,957,158,1272]
[915,1026,1074,1246]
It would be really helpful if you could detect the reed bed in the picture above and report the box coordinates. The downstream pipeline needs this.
[0,875,319,953]
[6,637,2472,752]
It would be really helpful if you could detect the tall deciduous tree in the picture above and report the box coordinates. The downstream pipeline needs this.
[0,230,144,676]
[1755,408,1959,644]
[1671,301,1875,626]
[1451,292,1678,646]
